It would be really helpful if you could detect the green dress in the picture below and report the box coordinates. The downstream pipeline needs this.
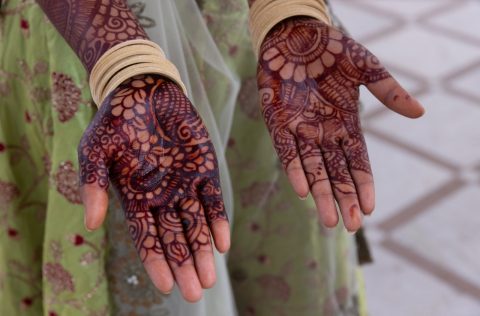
[0,0,366,315]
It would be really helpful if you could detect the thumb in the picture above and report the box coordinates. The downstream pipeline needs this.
[80,183,109,231]
[366,76,425,119]
[78,143,110,231]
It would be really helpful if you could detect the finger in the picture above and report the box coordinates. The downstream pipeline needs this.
[179,198,216,289]
[156,206,203,302]
[295,122,337,227]
[199,178,230,253]
[342,132,375,215]
[273,128,309,199]
[80,184,109,231]
[322,145,362,232]
[78,142,110,231]
[345,40,425,119]
[366,77,425,119]
[126,209,174,294]
[286,157,310,200]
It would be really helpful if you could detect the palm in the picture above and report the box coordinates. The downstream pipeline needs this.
[258,18,424,231]
[78,74,229,302]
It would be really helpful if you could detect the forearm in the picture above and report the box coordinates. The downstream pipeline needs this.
[36,0,148,73]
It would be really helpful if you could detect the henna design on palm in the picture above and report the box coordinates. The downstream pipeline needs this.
[258,18,424,231]
[78,75,229,299]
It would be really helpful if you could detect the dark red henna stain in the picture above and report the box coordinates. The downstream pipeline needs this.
[393,95,399,102]
[36,0,148,72]
[349,205,357,218]
[78,75,227,266]
[258,18,390,195]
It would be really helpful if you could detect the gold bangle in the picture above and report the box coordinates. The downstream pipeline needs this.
[101,61,187,105]
[89,39,187,108]
[89,40,166,103]
[249,0,331,57]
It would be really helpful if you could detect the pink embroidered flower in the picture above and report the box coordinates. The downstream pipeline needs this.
[79,251,98,266]
[7,228,19,238]
[20,19,29,30]
[71,234,84,246]
[249,222,260,232]
[43,262,75,294]
[20,18,30,37]
[52,72,81,122]
[21,297,33,308]
[24,111,31,123]
[53,161,82,204]
[257,254,269,264]
[0,180,19,205]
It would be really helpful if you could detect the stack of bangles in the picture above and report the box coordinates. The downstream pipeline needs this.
[89,39,188,108]
[249,0,332,57]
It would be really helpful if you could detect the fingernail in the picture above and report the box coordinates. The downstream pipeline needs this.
[299,194,308,200]
[84,216,93,232]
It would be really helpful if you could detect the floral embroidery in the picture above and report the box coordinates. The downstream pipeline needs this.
[0,180,20,206]
[20,17,29,37]
[43,262,75,294]
[51,72,81,122]
[53,161,82,204]
[43,242,75,294]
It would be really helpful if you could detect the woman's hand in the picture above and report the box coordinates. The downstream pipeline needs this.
[257,17,424,232]
[78,74,230,302]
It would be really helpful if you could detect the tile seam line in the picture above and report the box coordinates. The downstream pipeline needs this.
[381,237,480,301]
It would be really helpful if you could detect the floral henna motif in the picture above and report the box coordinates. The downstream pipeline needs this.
[36,0,148,72]
[78,75,227,266]
[258,17,390,195]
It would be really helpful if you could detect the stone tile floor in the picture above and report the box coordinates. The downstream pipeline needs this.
[330,1,480,315]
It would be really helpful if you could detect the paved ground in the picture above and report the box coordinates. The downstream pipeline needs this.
[330,1,480,315]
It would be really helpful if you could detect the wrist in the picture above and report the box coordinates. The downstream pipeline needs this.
[249,0,331,57]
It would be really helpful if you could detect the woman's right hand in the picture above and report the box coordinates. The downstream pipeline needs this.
[78,74,230,302]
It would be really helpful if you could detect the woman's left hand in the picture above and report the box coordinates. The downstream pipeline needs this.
[257,17,425,232]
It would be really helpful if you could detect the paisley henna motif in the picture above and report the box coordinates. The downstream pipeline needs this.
[258,17,389,198]
[36,0,147,71]
[78,75,227,266]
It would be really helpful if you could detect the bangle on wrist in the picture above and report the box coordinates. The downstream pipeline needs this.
[249,0,332,57]
[89,39,187,107]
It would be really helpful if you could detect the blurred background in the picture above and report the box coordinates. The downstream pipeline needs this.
[330,0,480,315]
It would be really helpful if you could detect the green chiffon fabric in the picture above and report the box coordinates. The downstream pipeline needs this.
[0,0,366,315]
